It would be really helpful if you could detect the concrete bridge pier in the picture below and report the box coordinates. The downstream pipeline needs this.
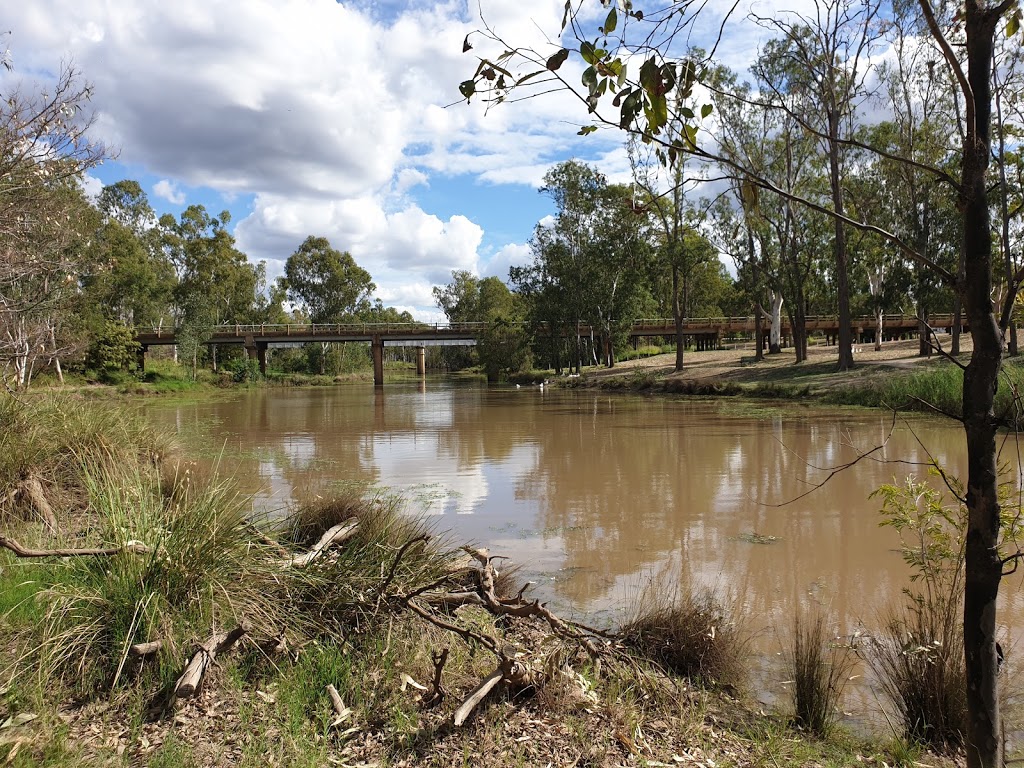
[372,335,384,387]
[416,346,426,376]
[244,337,269,375]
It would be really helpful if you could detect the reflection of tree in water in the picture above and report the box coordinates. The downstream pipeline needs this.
[518,401,963,639]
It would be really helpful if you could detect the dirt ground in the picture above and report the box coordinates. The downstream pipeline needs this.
[584,332,980,390]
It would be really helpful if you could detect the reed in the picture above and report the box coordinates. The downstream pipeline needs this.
[785,609,856,737]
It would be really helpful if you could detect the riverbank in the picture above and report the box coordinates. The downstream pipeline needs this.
[561,334,1024,422]
[0,393,964,767]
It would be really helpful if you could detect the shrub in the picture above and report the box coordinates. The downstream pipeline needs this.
[866,475,967,752]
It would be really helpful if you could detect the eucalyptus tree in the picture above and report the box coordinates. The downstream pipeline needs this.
[81,181,175,330]
[459,0,1024,758]
[160,206,261,375]
[0,61,106,389]
[281,235,375,375]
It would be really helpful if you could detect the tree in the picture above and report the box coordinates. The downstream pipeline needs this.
[460,2,1024,762]
[282,236,375,376]
[282,236,375,324]
[0,61,106,389]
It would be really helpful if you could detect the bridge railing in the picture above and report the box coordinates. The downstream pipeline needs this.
[136,314,962,340]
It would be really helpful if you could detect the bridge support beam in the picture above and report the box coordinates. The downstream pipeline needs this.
[416,346,426,376]
[257,343,268,376]
[372,335,384,387]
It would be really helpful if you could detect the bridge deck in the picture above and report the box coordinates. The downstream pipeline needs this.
[136,314,956,347]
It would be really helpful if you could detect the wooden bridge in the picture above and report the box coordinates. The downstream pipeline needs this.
[136,313,954,386]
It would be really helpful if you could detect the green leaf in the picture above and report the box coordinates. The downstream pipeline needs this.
[1008,10,1021,36]
[639,57,659,95]
[459,80,476,100]
[581,41,605,66]
[516,70,545,86]
[582,65,598,93]
[578,125,598,136]
[603,7,618,35]
[546,48,570,71]
[561,0,571,31]
[681,106,694,119]
[701,103,714,119]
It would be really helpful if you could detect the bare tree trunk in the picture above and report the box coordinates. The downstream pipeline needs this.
[958,6,1006,764]
[673,264,684,371]
[769,291,784,354]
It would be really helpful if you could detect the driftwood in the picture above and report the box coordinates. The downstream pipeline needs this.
[129,640,163,657]
[453,667,504,726]
[0,534,151,559]
[173,626,246,699]
[17,475,56,531]
[287,520,358,568]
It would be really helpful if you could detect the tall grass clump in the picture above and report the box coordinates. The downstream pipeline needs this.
[0,393,170,523]
[619,576,747,689]
[25,459,279,696]
[866,474,967,753]
[272,491,461,633]
[785,609,856,737]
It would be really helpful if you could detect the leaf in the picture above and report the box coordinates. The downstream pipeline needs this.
[681,106,694,119]
[582,65,598,93]
[546,48,570,71]
[581,41,605,66]
[462,34,473,53]
[561,0,572,31]
[458,80,476,100]
[516,70,544,86]
[1008,10,1021,37]
[578,125,598,136]
[603,7,618,35]
[1,714,37,729]
[701,103,713,119]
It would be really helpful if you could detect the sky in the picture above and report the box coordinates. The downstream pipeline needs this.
[2,0,787,321]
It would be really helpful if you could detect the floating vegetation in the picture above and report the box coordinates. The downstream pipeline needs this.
[734,531,780,545]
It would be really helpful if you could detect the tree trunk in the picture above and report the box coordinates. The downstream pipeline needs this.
[754,303,765,362]
[958,6,1005,765]
[673,264,684,371]
[874,307,883,352]
[769,291,783,354]
[828,114,855,371]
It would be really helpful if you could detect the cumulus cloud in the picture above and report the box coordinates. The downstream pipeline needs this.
[153,179,186,205]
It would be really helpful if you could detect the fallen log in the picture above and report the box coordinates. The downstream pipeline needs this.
[287,520,359,568]
[0,535,151,559]
[173,626,246,699]
[453,667,505,727]
[18,475,56,532]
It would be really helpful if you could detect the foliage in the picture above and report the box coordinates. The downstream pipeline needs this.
[0,61,106,390]
[84,320,141,374]
[867,474,967,751]
[282,236,375,324]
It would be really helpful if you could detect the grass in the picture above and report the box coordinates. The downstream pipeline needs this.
[785,609,856,737]
[618,578,748,689]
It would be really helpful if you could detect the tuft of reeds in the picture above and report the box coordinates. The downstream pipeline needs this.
[619,579,747,689]
[785,609,856,737]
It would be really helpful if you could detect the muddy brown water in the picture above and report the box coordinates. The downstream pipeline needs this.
[143,381,1024,735]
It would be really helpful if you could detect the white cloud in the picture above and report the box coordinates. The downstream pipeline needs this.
[79,173,104,201]
[153,179,186,205]
[482,243,532,281]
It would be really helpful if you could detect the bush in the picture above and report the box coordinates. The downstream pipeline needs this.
[85,320,140,374]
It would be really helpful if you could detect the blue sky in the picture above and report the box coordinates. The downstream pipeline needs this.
[4,1,783,320]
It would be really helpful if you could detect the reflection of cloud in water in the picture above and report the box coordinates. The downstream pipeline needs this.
[370,433,487,515]
[281,436,317,469]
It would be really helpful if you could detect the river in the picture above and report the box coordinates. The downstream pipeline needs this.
[143,380,1024,729]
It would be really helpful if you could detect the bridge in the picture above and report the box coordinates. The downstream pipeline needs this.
[136,313,955,386]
